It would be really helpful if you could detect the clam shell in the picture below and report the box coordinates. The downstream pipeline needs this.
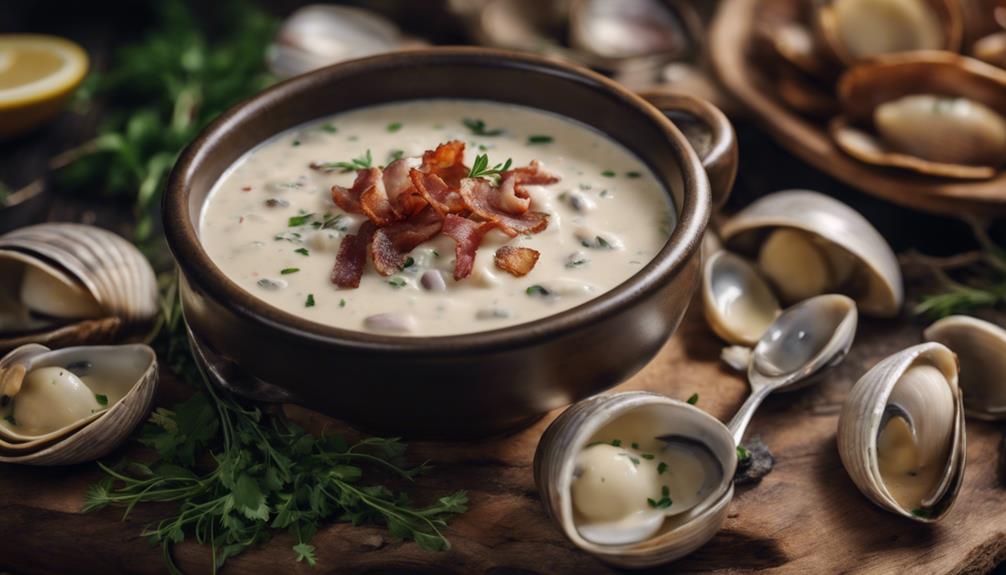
[0,343,157,465]
[924,315,1006,420]
[817,0,963,66]
[830,51,1006,179]
[837,342,965,522]
[534,391,737,567]
[0,223,159,352]
[973,31,1006,69]
[568,0,694,65]
[702,250,781,346]
[719,190,903,317]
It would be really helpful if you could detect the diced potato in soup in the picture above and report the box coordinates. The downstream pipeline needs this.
[199,100,674,336]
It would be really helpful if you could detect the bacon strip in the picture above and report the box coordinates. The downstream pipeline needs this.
[383,157,426,218]
[496,160,560,214]
[331,221,377,288]
[331,168,381,214]
[370,208,443,276]
[421,140,468,189]
[459,178,550,237]
[442,214,497,280]
[494,246,540,277]
[410,169,467,217]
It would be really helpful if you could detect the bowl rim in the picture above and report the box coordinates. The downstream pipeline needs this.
[163,46,711,354]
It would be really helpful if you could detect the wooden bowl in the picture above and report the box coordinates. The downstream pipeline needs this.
[709,0,1006,216]
[163,47,736,436]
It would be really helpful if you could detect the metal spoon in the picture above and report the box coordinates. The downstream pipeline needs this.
[727,294,858,444]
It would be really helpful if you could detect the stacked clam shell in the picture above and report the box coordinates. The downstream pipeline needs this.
[0,343,158,465]
[0,223,159,354]
[838,343,965,521]
[757,0,1006,179]
[703,190,901,347]
[924,315,1006,420]
[534,391,737,567]
[463,0,704,89]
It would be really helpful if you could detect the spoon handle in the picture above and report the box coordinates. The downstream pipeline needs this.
[727,387,771,446]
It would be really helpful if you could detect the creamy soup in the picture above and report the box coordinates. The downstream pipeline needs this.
[200,100,674,336]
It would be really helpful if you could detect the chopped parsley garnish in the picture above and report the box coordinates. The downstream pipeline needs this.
[311,213,344,230]
[387,122,403,133]
[319,149,373,172]
[610,439,622,447]
[320,123,338,133]
[527,135,553,144]
[305,294,315,308]
[657,462,668,474]
[280,268,300,275]
[388,277,407,288]
[295,248,310,256]
[687,393,699,405]
[388,149,405,162]
[291,139,301,147]
[288,213,314,227]
[95,394,109,406]
[631,442,640,450]
[462,118,504,136]
[601,170,616,177]
[737,445,750,461]
[647,486,673,509]
[339,298,346,308]
[626,171,641,178]
[402,257,415,269]
[274,231,302,243]
[468,153,513,183]
[641,453,655,460]
[526,284,551,296]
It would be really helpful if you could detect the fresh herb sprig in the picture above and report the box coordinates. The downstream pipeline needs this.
[83,283,468,572]
[317,150,373,173]
[468,154,512,184]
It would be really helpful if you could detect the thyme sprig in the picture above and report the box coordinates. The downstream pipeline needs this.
[468,153,512,184]
[317,149,373,173]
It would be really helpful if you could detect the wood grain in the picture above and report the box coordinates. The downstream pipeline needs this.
[708,0,1006,218]
[1,296,1004,575]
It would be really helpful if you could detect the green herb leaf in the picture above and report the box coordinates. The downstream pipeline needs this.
[526,284,551,296]
[657,462,668,474]
[339,298,347,308]
[293,542,317,566]
[280,268,300,275]
[686,393,699,405]
[95,394,109,406]
[626,171,642,178]
[319,149,373,172]
[527,135,553,144]
[388,149,405,162]
[601,170,616,177]
[631,442,640,450]
[402,256,415,269]
[387,122,403,133]
[641,453,655,460]
[295,248,310,256]
[288,214,314,227]
[305,294,315,308]
[462,118,504,137]
[737,445,750,461]
[468,153,513,183]
[320,123,338,134]
[610,439,622,447]
[388,277,407,288]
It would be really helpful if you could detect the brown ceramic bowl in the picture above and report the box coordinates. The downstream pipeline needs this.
[163,47,736,437]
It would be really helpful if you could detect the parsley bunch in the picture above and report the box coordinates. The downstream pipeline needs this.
[83,284,468,572]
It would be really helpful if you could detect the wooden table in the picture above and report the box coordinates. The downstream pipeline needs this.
[2,296,1005,574]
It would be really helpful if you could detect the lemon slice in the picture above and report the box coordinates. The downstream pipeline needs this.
[0,35,88,139]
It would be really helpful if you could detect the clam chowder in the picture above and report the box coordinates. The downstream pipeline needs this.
[200,100,674,336]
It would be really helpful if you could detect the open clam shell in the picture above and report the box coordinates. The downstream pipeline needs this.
[0,223,159,353]
[534,391,737,567]
[816,0,963,66]
[568,0,695,66]
[719,190,903,317]
[0,343,157,465]
[924,315,1006,420]
[830,52,1006,179]
[837,342,965,522]
[702,250,781,346]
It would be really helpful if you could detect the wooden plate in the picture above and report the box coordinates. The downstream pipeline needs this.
[709,0,1006,217]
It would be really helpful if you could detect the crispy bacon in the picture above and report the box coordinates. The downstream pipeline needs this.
[410,169,467,217]
[331,168,381,214]
[331,221,377,288]
[383,157,426,218]
[420,140,469,189]
[442,214,497,280]
[459,178,550,237]
[496,160,560,214]
[494,246,540,277]
[370,208,443,276]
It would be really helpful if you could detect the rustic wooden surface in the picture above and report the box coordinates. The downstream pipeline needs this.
[708,0,1006,217]
[2,295,1006,574]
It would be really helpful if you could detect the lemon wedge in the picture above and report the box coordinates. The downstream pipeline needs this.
[0,35,88,139]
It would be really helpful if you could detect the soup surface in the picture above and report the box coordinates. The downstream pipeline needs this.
[200,99,674,336]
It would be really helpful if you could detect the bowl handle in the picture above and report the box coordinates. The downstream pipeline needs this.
[639,91,738,210]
